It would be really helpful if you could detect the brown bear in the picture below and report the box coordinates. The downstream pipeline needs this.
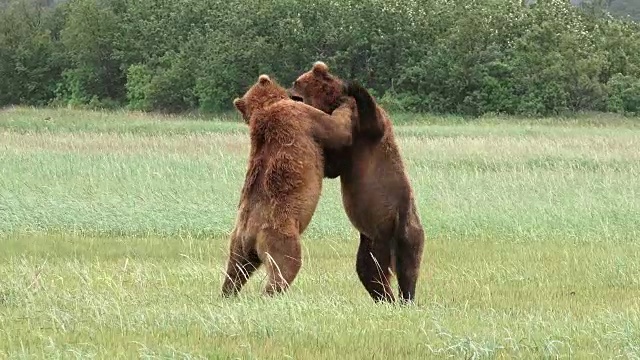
[288,62,426,303]
[221,74,357,297]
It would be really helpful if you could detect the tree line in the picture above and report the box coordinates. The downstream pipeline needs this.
[1,0,639,117]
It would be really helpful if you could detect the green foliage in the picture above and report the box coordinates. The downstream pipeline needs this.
[607,73,640,114]
[125,53,197,112]
[0,0,65,106]
[1,0,640,116]
[55,0,124,106]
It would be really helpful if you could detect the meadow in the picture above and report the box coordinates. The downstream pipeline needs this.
[1,106,639,358]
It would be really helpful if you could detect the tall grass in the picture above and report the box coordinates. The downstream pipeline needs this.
[0,107,639,358]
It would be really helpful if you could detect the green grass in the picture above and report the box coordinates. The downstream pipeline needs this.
[1,106,640,358]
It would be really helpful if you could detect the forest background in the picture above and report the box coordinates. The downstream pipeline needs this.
[1,0,640,117]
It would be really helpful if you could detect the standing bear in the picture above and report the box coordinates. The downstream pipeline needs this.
[289,62,426,303]
[221,74,358,297]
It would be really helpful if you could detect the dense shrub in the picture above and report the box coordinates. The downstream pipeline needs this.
[1,0,640,117]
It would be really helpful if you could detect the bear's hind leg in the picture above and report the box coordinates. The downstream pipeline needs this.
[356,233,396,302]
[221,234,262,297]
[396,217,425,303]
[256,226,303,296]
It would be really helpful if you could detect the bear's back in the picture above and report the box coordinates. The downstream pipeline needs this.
[247,100,324,198]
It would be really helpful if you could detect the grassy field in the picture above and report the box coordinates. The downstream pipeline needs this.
[1,106,640,358]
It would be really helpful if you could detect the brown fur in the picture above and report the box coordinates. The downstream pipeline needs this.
[222,74,356,297]
[289,62,426,303]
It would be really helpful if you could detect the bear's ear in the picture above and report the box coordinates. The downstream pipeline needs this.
[312,61,329,76]
[258,74,271,85]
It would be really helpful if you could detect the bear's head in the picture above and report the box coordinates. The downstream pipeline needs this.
[234,74,288,123]
[288,61,346,114]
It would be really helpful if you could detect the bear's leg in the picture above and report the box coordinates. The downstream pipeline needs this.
[355,233,396,302]
[256,227,302,296]
[221,235,262,297]
[395,218,425,303]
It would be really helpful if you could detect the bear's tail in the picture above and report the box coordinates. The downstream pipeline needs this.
[344,81,385,141]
